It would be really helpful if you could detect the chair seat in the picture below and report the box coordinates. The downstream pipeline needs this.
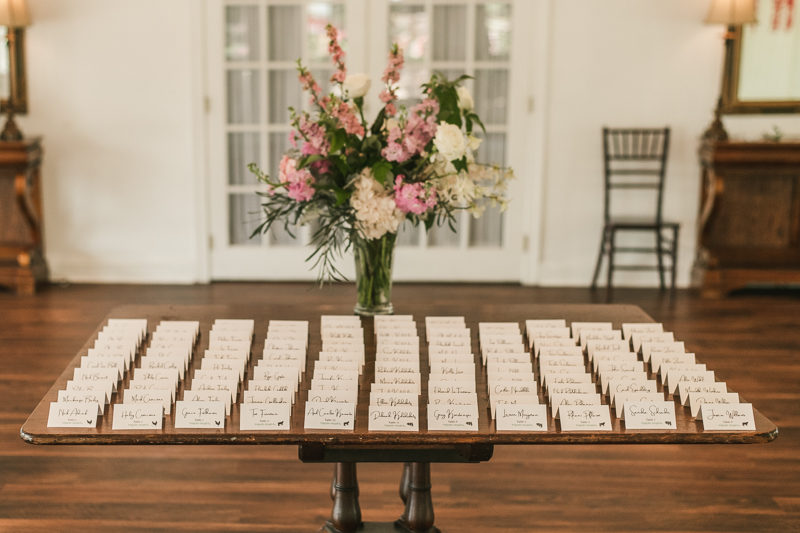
[606,217,680,230]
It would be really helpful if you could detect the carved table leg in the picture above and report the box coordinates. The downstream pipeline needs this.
[399,462,411,504]
[320,462,362,533]
[395,462,440,533]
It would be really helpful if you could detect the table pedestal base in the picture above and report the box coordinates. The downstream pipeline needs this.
[320,462,440,533]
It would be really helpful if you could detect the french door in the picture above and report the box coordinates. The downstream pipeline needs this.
[206,0,530,281]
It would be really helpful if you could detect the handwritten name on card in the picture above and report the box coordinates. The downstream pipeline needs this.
[47,402,99,428]
[689,392,740,419]
[428,405,479,431]
[370,392,418,408]
[112,404,163,430]
[495,404,548,431]
[700,403,755,431]
[125,389,173,415]
[623,401,676,429]
[368,406,419,431]
[558,405,613,431]
[428,393,478,406]
[240,403,292,431]
[307,389,358,404]
[174,401,227,429]
[304,401,356,430]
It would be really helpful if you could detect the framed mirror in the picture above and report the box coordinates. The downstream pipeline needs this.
[0,26,27,114]
[721,4,800,115]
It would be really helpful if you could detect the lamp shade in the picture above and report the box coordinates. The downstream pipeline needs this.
[0,0,30,28]
[705,0,757,24]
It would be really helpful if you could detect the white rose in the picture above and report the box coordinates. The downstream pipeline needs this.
[343,73,371,98]
[433,122,467,162]
[456,86,474,113]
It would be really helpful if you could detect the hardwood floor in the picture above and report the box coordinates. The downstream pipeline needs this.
[1,283,798,532]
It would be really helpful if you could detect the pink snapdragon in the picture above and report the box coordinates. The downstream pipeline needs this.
[326,24,347,84]
[393,176,437,215]
[381,98,439,163]
[379,45,404,116]
[297,116,330,157]
[278,155,315,202]
[297,67,322,106]
[330,100,365,137]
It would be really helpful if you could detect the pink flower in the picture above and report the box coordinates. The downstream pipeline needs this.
[379,46,404,115]
[330,100,365,137]
[380,99,439,162]
[393,176,437,215]
[288,131,298,148]
[287,173,315,202]
[326,25,347,83]
[278,155,297,183]
[298,116,330,156]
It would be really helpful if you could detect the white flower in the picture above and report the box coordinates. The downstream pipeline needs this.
[433,123,467,162]
[467,134,482,151]
[385,117,399,131]
[456,86,474,113]
[349,168,403,239]
[343,73,371,98]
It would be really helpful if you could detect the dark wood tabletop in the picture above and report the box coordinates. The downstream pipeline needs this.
[20,303,777,447]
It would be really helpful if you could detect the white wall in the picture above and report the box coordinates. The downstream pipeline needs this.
[20,0,203,283]
[18,0,800,286]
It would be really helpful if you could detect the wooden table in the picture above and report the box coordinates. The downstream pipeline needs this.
[20,303,778,533]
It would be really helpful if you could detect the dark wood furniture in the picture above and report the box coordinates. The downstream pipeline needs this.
[591,128,680,300]
[21,303,777,533]
[693,139,800,297]
[0,137,47,294]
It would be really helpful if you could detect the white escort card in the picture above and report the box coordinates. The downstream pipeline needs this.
[558,404,612,431]
[368,406,419,431]
[370,392,418,408]
[622,401,676,429]
[570,322,612,339]
[315,361,361,374]
[632,332,675,353]
[586,341,631,361]
[112,404,163,430]
[689,392,740,419]
[65,380,113,403]
[608,379,658,404]
[592,351,638,373]
[429,393,478,406]
[249,379,295,394]
[601,372,649,395]
[304,401,356,430]
[310,379,358,391]
[650,352,696,374]
[56,390,104,415]
[622,322,664,340]
[579,329,622,348]
[666,370,715,395]
[174,401,226,428]
[700,403,755,431]
[73,368,118,391]
[614,392,665,418]
[307,389,358,404]
[183,391,231,414]
[495,404,548,431]
[428,381,476,395]
[124,388,173,414]
[371,384,417,394]
[244,390,294,407]
[375,373,420,393]
[48,402,99,428]
[491,395,539,418]
[544,373,593,392]
[550,393,602,416]
[240,403,292,430]
[428,404,479,431]
[677,380,726,405]
[533,338,578,356]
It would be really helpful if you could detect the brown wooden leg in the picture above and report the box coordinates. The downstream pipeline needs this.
[395,463,439,533]
[320,462,362,533]
[399,462,411,504]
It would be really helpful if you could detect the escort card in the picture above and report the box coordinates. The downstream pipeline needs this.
[487,361,534,375]
[371,384,418,394]
[428,381,476,395]
[375,373,420,393]
[112,404,163,430]
[428,404,479,431]
[614,392,665,418]
[426,316,465,327]
[88,347,134,366]
[141,356,185,379]
[548,382,597,398]
[601,371,649,394]
[310,379,358,391]
[368,406,419,431]
[430,346,473,356]
[240,402,292,431]
[489,382,537,396]
[252,367,297,385]
[375,362,420,374]
[429,353,474,366]
[376,330,417,339]
[205,349,251,361]
[48,402,99,428]
[596,361,645,381]
[429,363,475,377]
[135,368,180,390]
[544,373,593,392]
[174,401,226,428]
[314,369,360,382]
[608,379,658,404]
[579,329,622,348]
[243,390,294,406]
[650,352,696,374]
[428,393,478,406]
[304,401,356,430]
[658,363,706,381]
[495,404,548,431]
[533,338,578,356]
[586,341,631,361]
[146,346,191,366]
[632,332,675,353]
[377,336,420,347]
[65,379,113,403]
[484,354,531,365]
[622,322,664,340]
[319,352,363,364]
[689,392,740,419]
[623,401,676,429]
[56,390,104,414]
[182,391,230,414]
[190,380,237,402]
[592,351,638,373]
[491,395,539,418]
[666,370,715,395]
[539,367,588,387]
[677,380,726,405]
[570,322,612,339]
[428,327,470,343]
[209,330,252,343]
[525,319,566,330]
[558,405,612,430]
[73,368,118,391]
[307,389,358,404]
[264,339,305,352]
[370,392,418,407]
[127,379,175,402]
[248,379,295,394]
[550,393,602,416]
[84,352,129,372]
[194,368,240,382]
[315,361,361,375]
[526,326,571,341]
[124,388,173,414]
[374,314,414,323]
[700,403,755,431]
[430,337,470,349]
[376,345,420,357]
[537,346,583,359]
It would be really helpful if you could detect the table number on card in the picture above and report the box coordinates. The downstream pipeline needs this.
[240,403,292,431]
[558,405,613,431]
[368,406,420,432]
[622,401,677,430]
[304,401,356,430]
[700,403,756,431]
[427,404,479,431]
[47,403,99,428]
[174,401,227,429]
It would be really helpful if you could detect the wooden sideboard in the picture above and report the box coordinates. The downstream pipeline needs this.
[693,139,800,297]
[0,137,48,294]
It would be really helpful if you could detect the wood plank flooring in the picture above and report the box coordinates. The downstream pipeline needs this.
[1,283,798,532]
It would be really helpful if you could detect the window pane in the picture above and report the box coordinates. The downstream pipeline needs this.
[268,132,290,182]
[474,69,508,124]
[396,65,428,106]
[469,200,503,247]
[268,5,302,61]
[396,219,420,246]
[227,70,260,124]
[269,69,302,124]
[310,68,334,96]
[389,5,427,61]
[226,6,260,61]
[475,4,511,61]
[228,132,261,185]
[229,193,263,245]
[427,216,460,247]
[307,3,346,62]
[438,69,466,84]
[433,5,467,61]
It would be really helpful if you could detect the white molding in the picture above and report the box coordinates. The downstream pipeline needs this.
[48,255,198,284]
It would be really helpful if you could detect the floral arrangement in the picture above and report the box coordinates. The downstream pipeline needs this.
[249,24,514,284]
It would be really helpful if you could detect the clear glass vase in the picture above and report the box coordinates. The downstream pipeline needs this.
[353,232,396,316]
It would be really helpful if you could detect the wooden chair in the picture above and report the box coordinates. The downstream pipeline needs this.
[591,128,679,300]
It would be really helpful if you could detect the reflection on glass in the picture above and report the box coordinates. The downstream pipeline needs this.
[269,69,303,124]
[227,70,260,124]
[469,199,503,247]
[268,5,302,61]
[226,6,260,61]
[229,193,263,245]
[307,3,346,62]
[228,132,261,185]
[390,5,427,60]
[433,5,467,61]
[475,4,511,61]
[396,219,421,246]
[428,216,460,247]
[269,132,290,181]
[474,69,508,124]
